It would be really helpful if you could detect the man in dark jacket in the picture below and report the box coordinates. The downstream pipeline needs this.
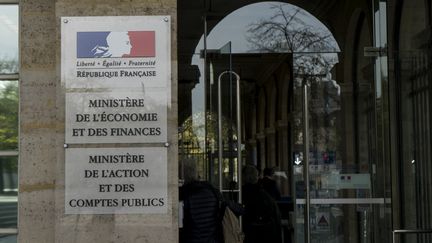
[180,159,222,243]
[242,165,281,243]
[259,167,281,201]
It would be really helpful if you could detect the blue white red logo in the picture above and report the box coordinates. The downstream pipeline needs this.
[77,31,155,58]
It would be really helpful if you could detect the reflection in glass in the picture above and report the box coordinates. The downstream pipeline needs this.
[0,235,16,243]
[0,81,18,150]
[292,52,379,242]
[293,53,343,198]
[295,204,377,243]
[0,5,18,74]
[399,49,432,243]
[246,4,338,53]
[187,1,342,190]
[178,111,237,185]
[0,156,18,230]
[179,0,391,242]
[0,83,17,233]
[194,2,339,55]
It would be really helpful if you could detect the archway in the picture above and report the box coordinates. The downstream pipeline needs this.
[178,1,391,242]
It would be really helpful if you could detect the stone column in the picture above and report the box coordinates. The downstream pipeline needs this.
[339,83,355,166]
[19,1,57,242]
[339,82,358,242]
[245,139,257,166]
[276,119,290,196]
[265,127,277,168]
[255,133,266,173]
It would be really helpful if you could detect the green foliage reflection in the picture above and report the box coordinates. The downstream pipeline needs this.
[0,81,18,150]
[0,81,18,193]
[0,59,18,74]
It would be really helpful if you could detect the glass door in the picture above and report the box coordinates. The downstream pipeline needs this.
[390,0,432,240]
[292,52,391,243]
[178,1,393,242]
[292,1,391,242]
[205,42,242,201]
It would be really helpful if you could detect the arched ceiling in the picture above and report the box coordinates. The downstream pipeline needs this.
[178,0,365,65]
[178,0,372,89]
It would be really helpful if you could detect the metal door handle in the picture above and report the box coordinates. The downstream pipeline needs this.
[217,70,242,229]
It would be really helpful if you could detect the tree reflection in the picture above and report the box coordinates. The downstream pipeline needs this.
[0,82,18,149]
[0,58,18,74]
[0,81,18,195]
[246,4,338,53]
[179,111,237,152]
[179,112,237,181]
[246,3,342,167]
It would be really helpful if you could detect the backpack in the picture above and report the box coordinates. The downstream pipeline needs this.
[221,205,244,243]
[242,184,281,243]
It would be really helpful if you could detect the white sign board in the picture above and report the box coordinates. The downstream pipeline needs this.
[321,173,371,190]
[62,16,171,144]
[65,147,167,214]
[65,90,167,144]
[61,16,171,214]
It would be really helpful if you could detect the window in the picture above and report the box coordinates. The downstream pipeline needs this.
[0,3,18,243]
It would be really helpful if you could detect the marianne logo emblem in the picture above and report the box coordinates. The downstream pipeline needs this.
[77,31,156,58]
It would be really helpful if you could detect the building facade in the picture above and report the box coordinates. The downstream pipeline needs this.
[0,0,430,242]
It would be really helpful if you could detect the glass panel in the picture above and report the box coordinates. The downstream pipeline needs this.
[0,156,18,229]
[397,50,432,243]
[372,2,392,242]
[194,2,339,54]
[0,5,18,74]
[206,42,241,194]
[178,54,208,183]
[407,48,431,240]
[392,0,432,241]
[292,52,388,242]
[0,4,19,241]
[295,204,384,243]
[178,1,393,243]
[0,235,17,243]
[0,81,18,150]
